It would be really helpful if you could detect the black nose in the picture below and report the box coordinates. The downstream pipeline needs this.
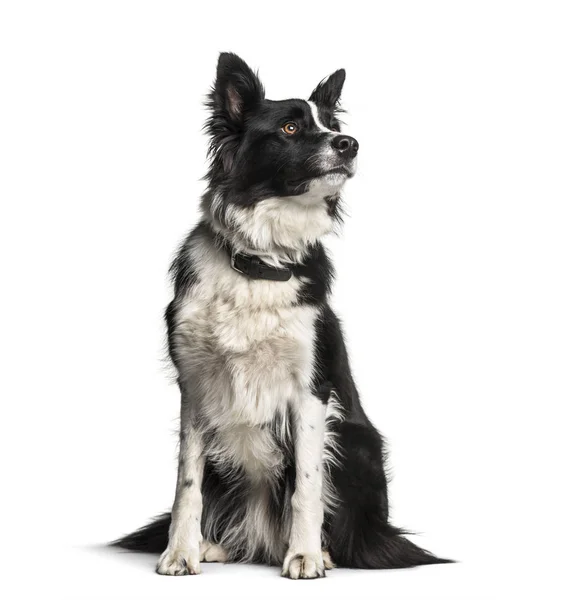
[332,135,359,159]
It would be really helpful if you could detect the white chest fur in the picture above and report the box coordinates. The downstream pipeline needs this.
[173,235,319,453]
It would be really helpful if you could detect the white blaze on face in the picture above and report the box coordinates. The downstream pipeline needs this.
[307,101,334,133]
[306,100,342,180]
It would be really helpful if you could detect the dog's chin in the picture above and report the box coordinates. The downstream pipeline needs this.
[288,163,355,188]
[315,162,356,186]
[312,166,354,192]
[288,173,349,207]
[284,164,355,205]
[320,171,349,187]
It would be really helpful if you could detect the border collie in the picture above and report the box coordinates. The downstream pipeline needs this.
[113,52,451,579]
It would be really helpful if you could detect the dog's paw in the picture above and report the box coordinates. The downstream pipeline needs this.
[281,551,325,579]
[200,540,228,563]
[322,549,335,570]
[156,547,201,576]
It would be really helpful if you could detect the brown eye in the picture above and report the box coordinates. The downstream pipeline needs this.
[282,122,298,135]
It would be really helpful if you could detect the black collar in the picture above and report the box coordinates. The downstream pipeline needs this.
[230,250,292,281]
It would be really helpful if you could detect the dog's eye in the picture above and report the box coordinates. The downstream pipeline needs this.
[282,122,299,135]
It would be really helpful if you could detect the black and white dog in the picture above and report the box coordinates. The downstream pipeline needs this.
[113,53,451,579]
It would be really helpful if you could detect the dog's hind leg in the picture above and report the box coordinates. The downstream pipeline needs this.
[281,394,327,579]
[157,388,205,576]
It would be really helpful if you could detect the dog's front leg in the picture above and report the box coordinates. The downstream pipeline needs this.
[157,400,204,575]
[282,393,327,579]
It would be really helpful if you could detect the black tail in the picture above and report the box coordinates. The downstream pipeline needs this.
[111,513,171,553]
[330,521,453,569]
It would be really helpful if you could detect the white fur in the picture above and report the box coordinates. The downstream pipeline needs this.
[282,394,327,579]
[210,191,337,266]
[157,430,205,575]
[200,540,228,563]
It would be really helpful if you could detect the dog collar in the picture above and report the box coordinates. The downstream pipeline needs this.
[231,251,292,282]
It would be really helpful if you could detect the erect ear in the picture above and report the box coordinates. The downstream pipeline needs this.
[309,69,346,109]
[211,52,265,124]
[205,53,265,175]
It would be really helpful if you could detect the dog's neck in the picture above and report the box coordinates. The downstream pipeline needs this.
[202,182,344,267]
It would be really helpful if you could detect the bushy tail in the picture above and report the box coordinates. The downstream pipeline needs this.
[111,513,171,553]
[330,521,453,569]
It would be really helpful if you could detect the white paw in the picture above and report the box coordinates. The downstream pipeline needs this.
[281,551,326,579]
[156,547,201,576]
[322,549,335,570]
[200,540,228,563]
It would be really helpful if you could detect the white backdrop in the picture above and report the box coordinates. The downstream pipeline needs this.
[1,1,568,599]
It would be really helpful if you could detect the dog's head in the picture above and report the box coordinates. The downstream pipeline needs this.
[202,53,358,258]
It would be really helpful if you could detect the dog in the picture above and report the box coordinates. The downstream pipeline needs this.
[112,52,451,579]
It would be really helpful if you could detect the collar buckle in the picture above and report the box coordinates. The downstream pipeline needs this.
[230,250,245,275]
